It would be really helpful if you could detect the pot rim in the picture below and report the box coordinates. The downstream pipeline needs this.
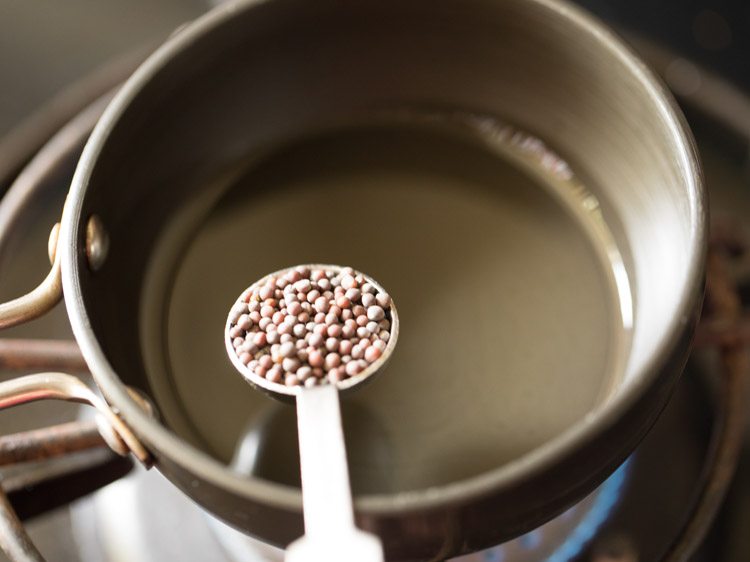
[60,0,707,514]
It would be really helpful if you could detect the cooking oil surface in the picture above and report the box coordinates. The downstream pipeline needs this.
[141,114,632,494]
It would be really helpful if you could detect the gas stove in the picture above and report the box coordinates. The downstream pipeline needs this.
[0,2,748,561]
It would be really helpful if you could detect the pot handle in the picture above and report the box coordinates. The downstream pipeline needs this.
[0,372,150,464]
[0,223,62,330]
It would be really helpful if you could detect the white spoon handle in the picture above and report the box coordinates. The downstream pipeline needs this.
[286,384,384,562]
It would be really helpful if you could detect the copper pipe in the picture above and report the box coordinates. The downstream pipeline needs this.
[694,317,750,347]
[0,420,104,466]
[0,490,43,562]
[0,339,87,373]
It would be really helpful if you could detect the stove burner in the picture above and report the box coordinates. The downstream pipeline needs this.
[456,459,632,562]
[547,460,631,562]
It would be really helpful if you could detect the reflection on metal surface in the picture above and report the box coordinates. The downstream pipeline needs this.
[85,215,108,272]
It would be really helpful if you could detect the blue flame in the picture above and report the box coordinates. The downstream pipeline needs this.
[544,457,632,562]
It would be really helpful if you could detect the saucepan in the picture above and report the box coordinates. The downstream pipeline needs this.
[0,0,705,560]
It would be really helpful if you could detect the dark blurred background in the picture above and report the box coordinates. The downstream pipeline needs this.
[0,1,747,561]
[2,1,749,136]
[0,0,205,137]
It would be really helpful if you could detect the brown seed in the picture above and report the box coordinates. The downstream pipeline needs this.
[280,341,296,358]
[238,316,252,331]
[314,296,330,313]
[345,361,361,376]
[328,368,346,383]
[297,366,312,381]
[309,350,324,368]
[345,288,361,302]
[375,293,391,308]
[282,358,300,372]
[261,305,274,318]
[342,323,356,338]
[294,279,312,293]
[267,367,282,384]
[325,353,341,370]
[259,355,273,370]
[367,306,385,321]
[339,340,353,356]
[365,346,382,362]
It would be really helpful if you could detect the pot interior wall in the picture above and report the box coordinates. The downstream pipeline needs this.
[73,0,697,496]
[136,119,626,494]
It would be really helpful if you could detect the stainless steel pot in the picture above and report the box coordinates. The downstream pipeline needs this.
[0,0,706,560]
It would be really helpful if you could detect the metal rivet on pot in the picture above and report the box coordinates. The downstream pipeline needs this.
[85,215,109,271]
[126,386,159,420]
